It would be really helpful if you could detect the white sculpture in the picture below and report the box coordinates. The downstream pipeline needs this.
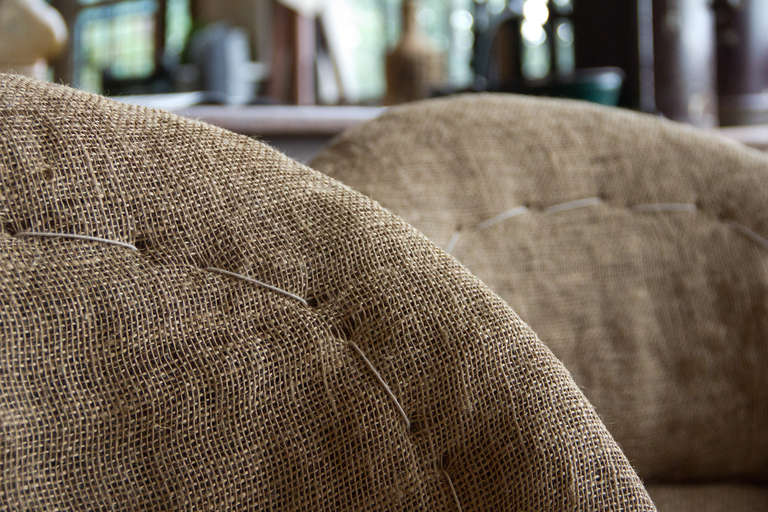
[0,0,67,80]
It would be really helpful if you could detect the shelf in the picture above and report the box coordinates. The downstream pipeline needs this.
[173,105,386,136]
[716,124,768,151]
[113,94,768,152]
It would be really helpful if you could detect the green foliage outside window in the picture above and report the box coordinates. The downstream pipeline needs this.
[74,0,190,92]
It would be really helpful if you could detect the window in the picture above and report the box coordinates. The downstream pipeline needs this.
[61,0,191,92]
[521,0,574,80]
[336,0,474,101]
[340,0,574,100]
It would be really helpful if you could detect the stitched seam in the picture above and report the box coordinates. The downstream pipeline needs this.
[445,198,768,253]
[442,469,463,512]
[348,340,411,430]
[15,231,139,252]
[10,232,309,306]
[206,266,309,306]
[9,229,434,503]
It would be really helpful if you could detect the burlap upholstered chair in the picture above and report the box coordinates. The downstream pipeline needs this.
[0,76,657,509]
[311,95,768,511]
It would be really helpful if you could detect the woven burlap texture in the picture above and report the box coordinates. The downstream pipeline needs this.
[0,75,654,510]
[311,95,768,500]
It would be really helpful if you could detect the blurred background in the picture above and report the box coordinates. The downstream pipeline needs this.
[3,0,768,157]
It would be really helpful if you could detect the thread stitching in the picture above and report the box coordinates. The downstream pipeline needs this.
[475,206,529,231]
[14,231,415,434]
[543,196,602,214]
[9,232,309,306]
[445,198,768,254]
[12,233,418,489]
[206,266,309,306]
[444,232,462,253]
[443,469,463,512]
[348,340,411,430]
[727,221,768,250]
[12,233,413,429]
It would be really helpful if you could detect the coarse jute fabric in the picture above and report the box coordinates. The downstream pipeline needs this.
[0,75,655,510]
[310,94,768,506]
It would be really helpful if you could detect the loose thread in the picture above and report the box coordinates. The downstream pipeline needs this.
[469,197,767,253]
[348,340,410,430]
[544,196,602,214]
[206,266,309,306]
[445,232,461,253]
[15,231,138,251]
[443,470,463,512]
[476,206,529,230]
[728,222,768,250]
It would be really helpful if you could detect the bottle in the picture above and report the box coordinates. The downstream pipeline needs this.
[384,0,444,104]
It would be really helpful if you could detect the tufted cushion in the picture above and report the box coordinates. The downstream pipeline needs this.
[311,95,768,489]
[0,76,655,510]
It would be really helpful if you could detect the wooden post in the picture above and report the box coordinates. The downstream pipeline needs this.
[653,0,717,126]
[267,2,316,105]
[154,0,168,69]
[293,11,316,105]
[50,0,79,84]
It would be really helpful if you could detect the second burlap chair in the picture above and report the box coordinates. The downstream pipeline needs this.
[311,94,768,511]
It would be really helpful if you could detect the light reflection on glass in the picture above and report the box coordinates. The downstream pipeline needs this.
[556,20,574,45]
[555,19,575,75]
[487,0,507,16]
[552,0,573,14]
[451,9,474,32]
[521,19,546,45]
[522,0,549,26]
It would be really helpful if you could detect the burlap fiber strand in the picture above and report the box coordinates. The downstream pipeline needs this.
[311,94,768,509]
[1,75,655,510]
